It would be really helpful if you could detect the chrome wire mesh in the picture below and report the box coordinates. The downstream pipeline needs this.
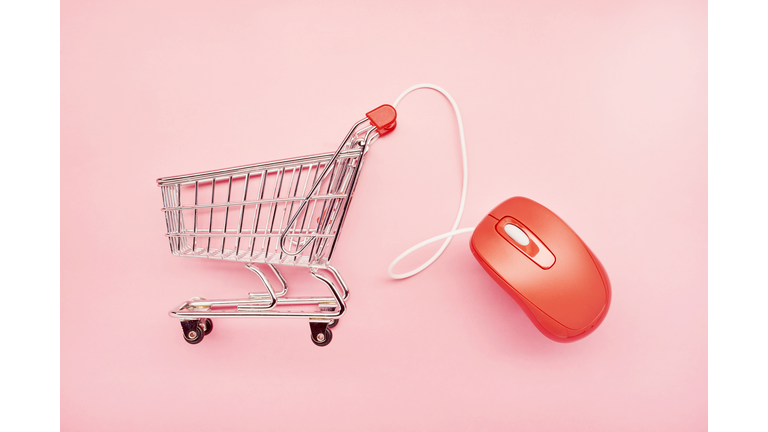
[158,142,367,267]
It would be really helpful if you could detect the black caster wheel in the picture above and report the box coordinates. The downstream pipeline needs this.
[181,321,204,345]
[311,328,333,347]
[327,319,338,329]
[201,318,213,335]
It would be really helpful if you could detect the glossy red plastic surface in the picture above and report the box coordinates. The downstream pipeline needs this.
[470,197,611,342]
[365,104,397,135]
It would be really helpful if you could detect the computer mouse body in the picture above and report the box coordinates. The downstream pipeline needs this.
[470,197,611,342]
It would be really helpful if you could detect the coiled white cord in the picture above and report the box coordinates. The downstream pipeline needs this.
[387,84,475,279]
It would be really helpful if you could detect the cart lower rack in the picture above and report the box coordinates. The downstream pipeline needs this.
[157,105,397,346]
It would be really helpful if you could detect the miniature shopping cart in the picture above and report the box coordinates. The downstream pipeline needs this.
[157,105,397,346]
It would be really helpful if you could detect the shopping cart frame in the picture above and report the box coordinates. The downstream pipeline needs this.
[157,105,396,346]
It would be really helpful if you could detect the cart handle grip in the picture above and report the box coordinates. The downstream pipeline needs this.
[366,104,397,136]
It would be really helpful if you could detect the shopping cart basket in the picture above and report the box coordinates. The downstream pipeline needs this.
[158,105,397,346]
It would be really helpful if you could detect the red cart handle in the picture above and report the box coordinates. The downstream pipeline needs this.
[366,104,397,135]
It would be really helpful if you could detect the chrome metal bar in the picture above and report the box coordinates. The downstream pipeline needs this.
[294,163,314,263]
[260,169,280,256]
[325,128,374,262]
[264,167,285,258]
[187,297,338,308]
[192,181,199,251]
[234,173,250,255]
[162,187,173,252]
[170,308,341,319]
[278,118,368,256]
[284,164,304,262]
[165,232,335,238]
[219,176,233,255]
[157,150,363,186]
[175,185,185,252]
[308,158,338,261]
[324,265,350,301]
[317,158,353,256]
[249,171,266,257]
[317,154,352,257]
[246,263,289,299]
[244,263,277,310]
[160,193,349,212]
[320,160,351,251]
[276,166,298,260]
[267,264,288,297]
[206,178,215,253]
[309,266,346,317]
[303,163,322,260]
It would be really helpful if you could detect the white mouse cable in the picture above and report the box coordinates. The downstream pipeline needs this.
[387,84,475,280]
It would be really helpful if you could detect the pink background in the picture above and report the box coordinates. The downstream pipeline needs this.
[62,1,707,430]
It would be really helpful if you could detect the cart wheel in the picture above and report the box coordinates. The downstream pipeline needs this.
[202,318,213,335]
[311,328,333,347]
[182,323,205,345]
[327,319,338,329]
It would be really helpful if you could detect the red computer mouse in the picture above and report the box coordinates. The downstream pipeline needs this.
[470,197,611,342]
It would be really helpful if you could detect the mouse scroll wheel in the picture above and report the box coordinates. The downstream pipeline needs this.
[504,224,530,246]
